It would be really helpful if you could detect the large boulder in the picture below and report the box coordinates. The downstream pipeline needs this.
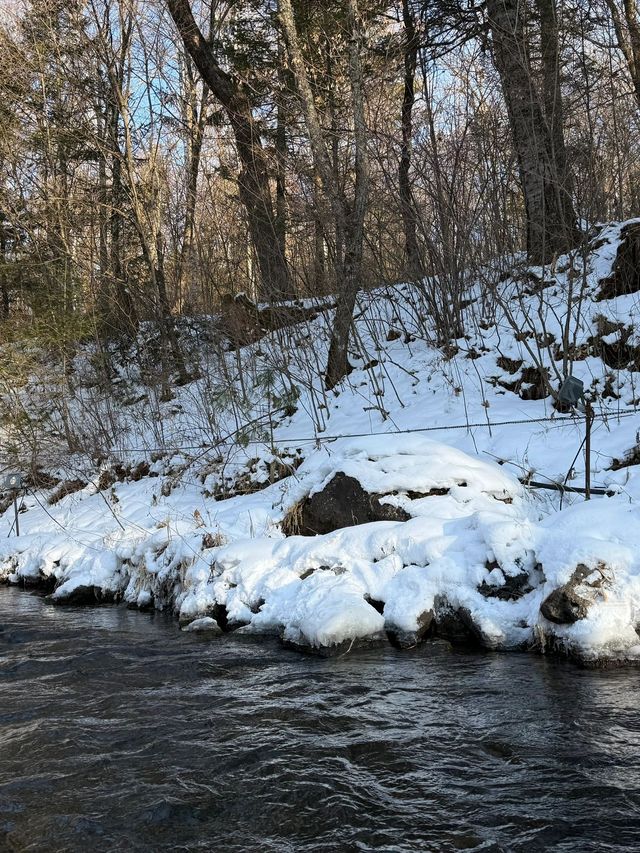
[283,472,410,536]
[51,584,116,606]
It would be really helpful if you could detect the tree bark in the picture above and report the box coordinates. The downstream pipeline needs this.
[535,0,574,235]
[0,213,8,320]
[275,22,288,277]
[325,0,370,389]
[606,0,640,112]
[166,0,293,301]
[486,0,578,262]
[399,0,422,278]
[176,54,207,312]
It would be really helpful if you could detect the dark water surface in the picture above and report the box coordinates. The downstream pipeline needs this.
[1,586,640,852]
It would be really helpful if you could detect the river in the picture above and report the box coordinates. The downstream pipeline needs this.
[1,586,640,852]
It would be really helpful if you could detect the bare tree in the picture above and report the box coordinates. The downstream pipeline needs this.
[279,0,369,388]
[399,0,423,278]
[166,0,294,301]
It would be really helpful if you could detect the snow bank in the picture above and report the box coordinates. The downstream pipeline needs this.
[2,430,640,664]
[3,221,640,664]
[280,434,522,507]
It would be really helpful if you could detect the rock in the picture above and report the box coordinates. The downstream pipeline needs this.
[18,571,56,594]
[598,222,640,299]
[51,585,115,606]
[478,569,533,601]
[179,602,231,630]
[365,595,385,614]
[280,630,387,657]
[433,597,504,649]
[299,565,347,581]
[181,617,222,634]
[387,608,434,649]
[433,601,479,645]
[283,472,410,536]
[540,563,608,625]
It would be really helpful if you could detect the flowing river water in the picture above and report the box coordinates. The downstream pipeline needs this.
[1,585,640,852]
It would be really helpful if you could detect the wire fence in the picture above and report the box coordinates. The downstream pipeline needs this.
[2,404,638,542]
[101,406,638,455]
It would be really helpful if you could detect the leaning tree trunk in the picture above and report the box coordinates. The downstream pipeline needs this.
[486,0,577,263]
[167,0,293,302]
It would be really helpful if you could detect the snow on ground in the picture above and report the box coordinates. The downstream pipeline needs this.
[2,221,640,664]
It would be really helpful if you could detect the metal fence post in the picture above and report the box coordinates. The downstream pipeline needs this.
[585,400,593,501]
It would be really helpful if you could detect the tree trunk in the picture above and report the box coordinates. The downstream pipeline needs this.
[96,105,110,324]
[98,11,137,335]
[313,170,326,292]
[326,38,344,275]
[155,232,188,384]
[486,0,578,262]
[176,55,206,311]
[606,0,640,112]
[275,24,288,278]
[0,214,8,320]
[166,0,293,302]
[535,0,575,235]
[398,0,422,278]
[326,0,369,389]
[109,132,137,333]
[278,0,369,388]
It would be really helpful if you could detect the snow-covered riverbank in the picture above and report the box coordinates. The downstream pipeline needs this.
[3,221,640,665]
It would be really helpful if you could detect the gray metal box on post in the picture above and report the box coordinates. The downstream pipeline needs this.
[3,474,23,491]
[558,376,584,409]
[2,473,23,537]
[557,376,594,500]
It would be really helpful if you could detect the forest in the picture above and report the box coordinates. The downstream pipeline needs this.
[1,0,639,395]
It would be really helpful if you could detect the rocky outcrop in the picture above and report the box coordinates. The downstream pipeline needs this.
[598,222,640,300]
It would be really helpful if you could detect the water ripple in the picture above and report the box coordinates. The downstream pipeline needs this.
[2,586,640,851]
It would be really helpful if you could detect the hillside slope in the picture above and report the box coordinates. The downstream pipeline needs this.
[2,221,640,665]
